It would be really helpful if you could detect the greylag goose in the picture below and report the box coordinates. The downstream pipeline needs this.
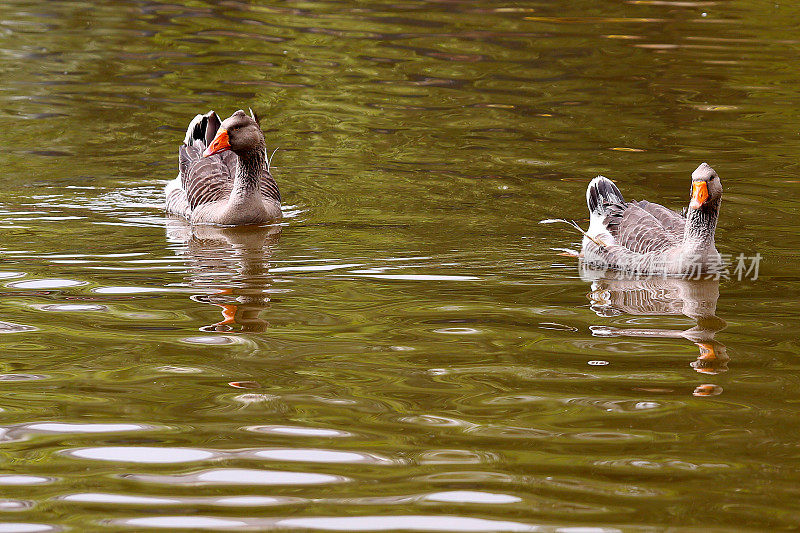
[579,163,722,276]
[165,109,281,225]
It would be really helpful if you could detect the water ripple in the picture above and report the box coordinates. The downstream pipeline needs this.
[0,500,33,511]
[0,374,48,382]
[0,322,37,334]
[0,422,153,443]
[112,515,543,531]
[37,304,107,312]
[0,525,58,533]
[243,425,354,438]
[0,475,54,486]
[60,493,302,507]
[64,445,398,466]
[249,448,396,465]
[273,515,542,532]
[6,279,86,289]
[424,491,522,504]
[64,447,217,464]
[122,468,349,486]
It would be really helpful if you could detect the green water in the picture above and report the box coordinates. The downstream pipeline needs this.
[0,0,798,531]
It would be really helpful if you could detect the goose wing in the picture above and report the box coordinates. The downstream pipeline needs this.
[181,145,279,208]
[259,167,281,203]
[180,146,235,210]
[177,111,240,210]
[631,200,686,239]
[603,201,682,254]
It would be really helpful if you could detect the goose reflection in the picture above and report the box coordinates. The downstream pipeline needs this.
[166,218,280,332]
[581,268,727,396]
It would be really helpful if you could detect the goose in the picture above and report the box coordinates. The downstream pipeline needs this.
[165,109,281,225]
[576,162,723,276]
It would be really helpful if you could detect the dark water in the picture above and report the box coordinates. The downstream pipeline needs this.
[0,0,798,531]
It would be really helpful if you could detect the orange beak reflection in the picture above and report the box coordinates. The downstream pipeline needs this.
[202,128,230,157]
[693,384,723,397]
[697,342,716,361]
[690,181,709,209]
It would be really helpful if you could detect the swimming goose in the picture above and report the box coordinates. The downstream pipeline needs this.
[579,163,722,276]
[165,109,281,225]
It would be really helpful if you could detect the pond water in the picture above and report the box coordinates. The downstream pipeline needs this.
[0,0,798,531]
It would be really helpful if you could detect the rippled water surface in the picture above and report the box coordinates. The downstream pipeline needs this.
[0,0,799,531]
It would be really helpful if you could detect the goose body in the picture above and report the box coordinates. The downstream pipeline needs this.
[580,163,722,276]
[165,110,281,225]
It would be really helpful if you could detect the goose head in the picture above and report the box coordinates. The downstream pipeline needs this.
[689,162,722,211]
[203,110,264,157]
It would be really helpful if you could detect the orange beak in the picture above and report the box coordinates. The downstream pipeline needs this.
[202,128,230,157]
[690,181,709,209]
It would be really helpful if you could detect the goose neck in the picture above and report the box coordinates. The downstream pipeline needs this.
[683,198,720,250]
[232,146,266,194]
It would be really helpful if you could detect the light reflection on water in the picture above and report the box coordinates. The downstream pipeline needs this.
[0,0,796,531]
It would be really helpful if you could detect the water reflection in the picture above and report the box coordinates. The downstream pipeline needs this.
[165,219,280,332]
[582,268,727,395]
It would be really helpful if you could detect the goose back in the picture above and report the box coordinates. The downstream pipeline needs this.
[602,201,683,254]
